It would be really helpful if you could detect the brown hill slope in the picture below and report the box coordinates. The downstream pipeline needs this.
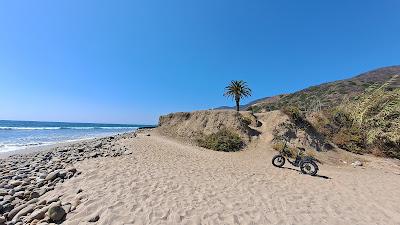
[158,110,260,143]
[248,65,400,112]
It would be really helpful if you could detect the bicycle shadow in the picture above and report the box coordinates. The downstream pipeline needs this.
[281,166,331,180]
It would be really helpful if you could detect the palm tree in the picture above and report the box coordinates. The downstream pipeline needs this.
[224,80,252,112]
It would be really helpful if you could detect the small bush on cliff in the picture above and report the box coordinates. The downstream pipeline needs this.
[281,106,302,121]
[272,141,286,152]
[197,129,243,152]
[240,116,253,126]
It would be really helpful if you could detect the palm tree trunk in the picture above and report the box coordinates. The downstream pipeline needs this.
[235,99,240,112]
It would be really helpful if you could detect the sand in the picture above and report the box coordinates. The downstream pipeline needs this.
[37,131,400,225]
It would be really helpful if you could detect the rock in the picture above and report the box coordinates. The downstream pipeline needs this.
[92,141,102,148]
[57,148,68,153]
[352,161,363,167]
[26,206,49,222]
[66,167,77,174]
[45,172,59,181]
[14,191,24,199]
[2,203,13,213]
[12,204,35,222]
[8,198,38,219]
[62,203,71,213]
[0,189,7,196]
[71,198,81,211]
[29,191,40,200]
[88,214,100,222]
[46,196,60,205]
[38,189,47,197]
[8,189,15,196]
[47,205,65,222]
[89,152,99,158]
[123,150,133,155]
[0,216,5,224]
[8,180,22,187]
[58,170,67,179]
[77,146,85,152]
[0,134,130,224]
[30,219,40,225]
[37,199,47,206]
[38,173,47,179]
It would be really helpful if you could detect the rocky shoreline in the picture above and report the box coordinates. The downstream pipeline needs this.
[0,132,138,225]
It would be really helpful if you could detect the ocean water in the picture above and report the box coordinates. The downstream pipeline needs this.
[0,120,153,153]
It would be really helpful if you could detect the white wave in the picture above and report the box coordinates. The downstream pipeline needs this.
[0,142,54,152]
[0,127,61,130]
[97,127,139,129]
[0,126,139,130]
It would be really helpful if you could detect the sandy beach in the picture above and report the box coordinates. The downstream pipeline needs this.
[2,1,400,224]
[31,131,400,225]
[1,110,400,225]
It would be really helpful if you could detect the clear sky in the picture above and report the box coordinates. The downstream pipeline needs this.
[0,0,399,124]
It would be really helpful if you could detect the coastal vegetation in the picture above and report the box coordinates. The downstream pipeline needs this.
[197,129,243,152]
[224,80,252,112]
[272,75,400,159]
[310,78,400,158]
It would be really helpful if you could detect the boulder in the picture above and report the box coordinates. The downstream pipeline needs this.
[47,205,65,222]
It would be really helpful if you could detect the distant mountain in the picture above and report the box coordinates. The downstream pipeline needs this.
[219,66,400,112]
[216,96,279,110]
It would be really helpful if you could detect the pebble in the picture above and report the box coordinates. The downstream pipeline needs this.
[12,204,35,222]
[25,205,49,222]
[62,203,72,213]
[352,160,363,167]
[88,214,100,222]
[9,180,23,187]
[0,189,7,196]
[0,216,5,224]
[45,172,59,181]
[0,132,136,224]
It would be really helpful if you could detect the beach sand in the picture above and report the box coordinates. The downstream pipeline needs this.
[36,131,400,225]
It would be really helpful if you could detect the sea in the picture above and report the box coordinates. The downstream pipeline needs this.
[0,120,154,153]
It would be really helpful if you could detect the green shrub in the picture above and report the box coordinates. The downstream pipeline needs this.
[331,126,366,154]
[241,116,252,126]
[248,105,262,113]
[281,106,302,120]
[197,129,243,152]
[372,136,400,159]
[272,141,286,152]
[310,109,366,154]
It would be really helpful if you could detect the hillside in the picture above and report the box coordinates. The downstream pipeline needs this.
[158,110,260,143]
[243,66,400,112]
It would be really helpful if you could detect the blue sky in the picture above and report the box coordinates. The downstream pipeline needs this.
[0,0,399,124]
